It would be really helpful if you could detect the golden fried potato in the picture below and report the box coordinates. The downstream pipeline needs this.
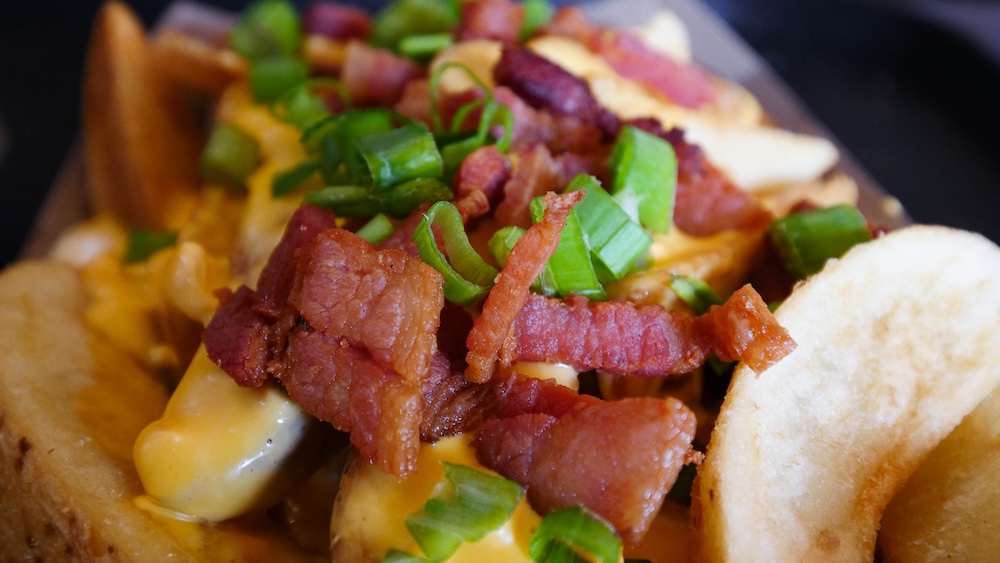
[0,261,318,561]
[83,1,203,230]
[691,226,1000,562]
[151,28,247,96]
[878,388,1000,562]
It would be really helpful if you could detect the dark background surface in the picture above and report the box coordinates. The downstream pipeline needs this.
[1,0,998,267]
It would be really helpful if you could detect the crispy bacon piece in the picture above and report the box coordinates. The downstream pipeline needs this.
[284,328,422,475]
[204,204,336,387]
[303,3,372,40]
[627,120,771,235]
[394,80,486,131]
[592,31,714,109]
[493,46,619,138]
[510,284,794,376]
[341,41,424,107]
[291,229,444,385]
[493,86,602,154]
[456,0,525,44]
[454,144,511,206]
[494,143,561,228]
[466,191,584,383]
[475,376,696,546]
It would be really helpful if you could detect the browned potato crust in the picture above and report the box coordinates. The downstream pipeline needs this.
[83,1,203,230]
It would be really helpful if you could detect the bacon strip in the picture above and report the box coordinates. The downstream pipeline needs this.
[455,0,525,44]
[494,143,561,228]
[465,190,583,383]
[511,284,794,376]
[303,3,372,41]
[341,41,424,107]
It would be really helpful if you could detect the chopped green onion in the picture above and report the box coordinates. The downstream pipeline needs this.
[355,213,396,245]
[249,55,310,103]
[439,102,514,174]
[399,33,454,60]
[272,160,320,197]
[382,550,432,563]
[668,274,722,315]
[124,229,178,263]
[668,463,698,505]
[413,201,499,306]
[770,204,872,279]
[530,197,606,300]
[429,62,490,134]
[270,79,348,131]
[306,178,450,218]
[520,0,554,41]
[610,125,677,234]
[199,123,260,191]
[356,124,444,190]
[304,185,377,216]
[565,174,652,282]
[404,462,523,560]
[229,0,301,61]
[380,177,453,217]
[488,225,525,269]
[370,0,459,52]
[529,507,622,563]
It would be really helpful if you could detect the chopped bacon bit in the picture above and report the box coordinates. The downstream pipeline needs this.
[394,80,486,131]
[303,3,373,41]
[494,143,561,228]
[455,145,511,205]
[291,229,444,385]
[341,41,424,107]
[701,284,796,373]
[627,120,771,235]
[592,30,714,109]
[203,286,271,387]
[539,6,600,45]
[204,204,336,387]
[510,284,794,376]
[493,46,619,138]
[456,0,525,44]
[454,189,491,224]
[477,392,696,546]
[284,328,422,475]
[492,87,604,154]
[465,191,583,383]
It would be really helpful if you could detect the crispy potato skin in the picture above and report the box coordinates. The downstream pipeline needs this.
[83,1,203,230]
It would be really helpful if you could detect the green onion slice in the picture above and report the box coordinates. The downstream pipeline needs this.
[414,201,499,306]
[520,0,554,41]
[529,507,622,563]
[610,125,678,234]
[399,33,454,60]
[429,62,490,134]
[199,123,260,191]
[370,0,460,52]
[229,0,301,62]
[487,225,525,269]
[530,197,606,300]
[272,160,320,197]
[566,174,652,282]
[770,204,872,279]
[270,78,350,131]
[356,124,444,190]
[124,229,178,264]
[668,274,723,315]
[382,549,432,563]
[248,55,310,103]
[355,213,396,245]
[404,462,523,561]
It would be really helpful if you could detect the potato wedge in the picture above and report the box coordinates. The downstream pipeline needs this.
[0,261,317,561]
[878,388,1000,562]
[691,226,1000,562]
[83,1,202,230]
[151,28,247,96]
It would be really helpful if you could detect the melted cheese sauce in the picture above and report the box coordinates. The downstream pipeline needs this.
[335,434,542,561]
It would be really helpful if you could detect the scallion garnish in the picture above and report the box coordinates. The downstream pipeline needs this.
[370,0,460,52]
[529,507,622,563]
[565,174,652,282]
[403,462,524,560]
[229,0,301,62]
[413,201,499,306]
[610,125,678,234]
[382,550,432,563]
[399,33,454,60]
[198,123,260,191]
[381,177,453,217]
[668,273,722,315]
[355,213,396,245]
[520,0,554,41]
[356,124,444,190]
[270,78,350,131]
[124,229,178,264]
[487,225,525,268]
[530,197,606,300]
[272,160,320,197]
[770,204,872,279]
[248,55,310,103]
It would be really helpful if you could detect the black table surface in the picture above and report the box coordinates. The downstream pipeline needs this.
[2,0,998,267]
